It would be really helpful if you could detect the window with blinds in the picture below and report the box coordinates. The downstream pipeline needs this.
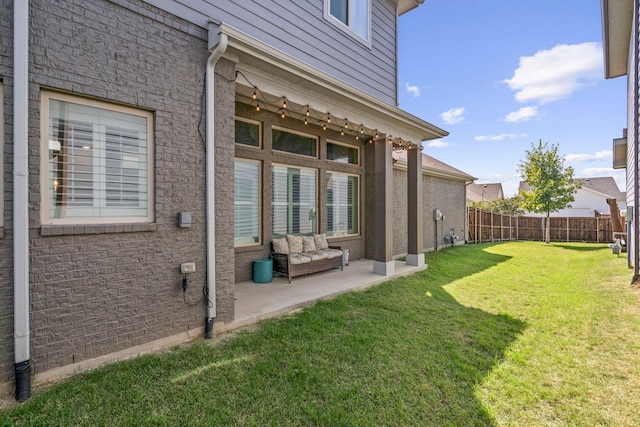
[326,172,359,236]
[272,165,317,235]
[234,159,261,246]
[42,92,153,224]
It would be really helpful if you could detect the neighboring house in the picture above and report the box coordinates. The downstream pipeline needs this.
[393,152,476,254]
[518,177,626,218]
[1,0,457,397]
[467,183,504,204]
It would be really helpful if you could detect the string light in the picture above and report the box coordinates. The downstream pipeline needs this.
[236,79,422,150]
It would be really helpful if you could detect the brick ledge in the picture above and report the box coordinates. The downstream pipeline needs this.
[40,223,157,236]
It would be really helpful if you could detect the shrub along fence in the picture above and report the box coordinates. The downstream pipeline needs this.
[467,208,621,244]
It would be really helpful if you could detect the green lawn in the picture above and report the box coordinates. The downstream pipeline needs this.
[2,241,640,426]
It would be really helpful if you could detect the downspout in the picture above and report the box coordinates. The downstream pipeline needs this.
[13,0,31,401]
[204,21,228,338]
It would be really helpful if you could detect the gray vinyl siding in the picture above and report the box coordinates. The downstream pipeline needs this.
[143,0,399,105]
[627,5,638,268]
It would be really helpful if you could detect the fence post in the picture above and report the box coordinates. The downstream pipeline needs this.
[491,211,494,242]
[597,217,600,243]
[566,217,569,242]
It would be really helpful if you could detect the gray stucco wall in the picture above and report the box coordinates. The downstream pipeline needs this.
[0,0,236,383]
[392,168,467,256]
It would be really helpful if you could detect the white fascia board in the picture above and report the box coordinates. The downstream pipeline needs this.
[220,23,447,143]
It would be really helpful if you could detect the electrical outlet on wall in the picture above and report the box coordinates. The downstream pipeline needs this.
[180,262,196,274]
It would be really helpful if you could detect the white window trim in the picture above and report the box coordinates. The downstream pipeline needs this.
[326,170,360,237]
[40,91,154,225]
[326,139,360,165]
[234,157,262,247]
[272,126,319,159]
[324,0,372,48]
[235,116,262,149]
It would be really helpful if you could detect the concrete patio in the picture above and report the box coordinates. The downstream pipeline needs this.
[218,258,428,334]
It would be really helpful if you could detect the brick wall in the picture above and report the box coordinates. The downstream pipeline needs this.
[392,168,467,255]
[423,175,467,251]
[0,0,237,384]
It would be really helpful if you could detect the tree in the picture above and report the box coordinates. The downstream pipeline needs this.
[469,194,524,215]
[517,140,579,243]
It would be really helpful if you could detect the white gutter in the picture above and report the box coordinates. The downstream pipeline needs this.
[14,0,31,401]
[204,21,228,338]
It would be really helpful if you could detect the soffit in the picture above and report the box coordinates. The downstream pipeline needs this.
[397,0,425,16]
[602,0,633,78]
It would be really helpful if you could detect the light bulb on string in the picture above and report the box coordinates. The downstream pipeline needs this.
[252,89,257,100]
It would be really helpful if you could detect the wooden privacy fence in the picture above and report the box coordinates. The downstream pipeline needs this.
[467,208,620,244]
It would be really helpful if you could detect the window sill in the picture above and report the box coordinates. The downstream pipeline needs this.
[40,223,157,236]
[235,244,265,254]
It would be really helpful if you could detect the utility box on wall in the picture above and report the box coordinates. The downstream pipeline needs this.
[433,209,443,221]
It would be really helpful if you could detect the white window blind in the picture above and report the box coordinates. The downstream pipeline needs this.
[272,165,317,235]
[234,159,261,245]
[327,173,358,236]
[43,93,152,223]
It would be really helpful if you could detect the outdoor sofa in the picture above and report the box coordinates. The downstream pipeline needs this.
[270,233,343,282]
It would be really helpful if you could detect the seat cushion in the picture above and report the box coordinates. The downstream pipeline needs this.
[272,237,289,254]
[324,248,343,259]
[302,235,316,252]
[314,233,329,250]
[286,234,303,254]
[289,253,312,265]
[301,250,329,261]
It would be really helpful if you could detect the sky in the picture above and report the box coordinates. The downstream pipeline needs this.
[397,0,628,197]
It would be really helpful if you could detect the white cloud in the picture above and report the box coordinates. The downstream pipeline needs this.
[580,167,617,176]
[441,107,465,124]
[474,133,526,141]
[564,150,612,163]
[503,42,602,104]
[427,139,449,148]
[504,106,539,122]
[405,82,420,97]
